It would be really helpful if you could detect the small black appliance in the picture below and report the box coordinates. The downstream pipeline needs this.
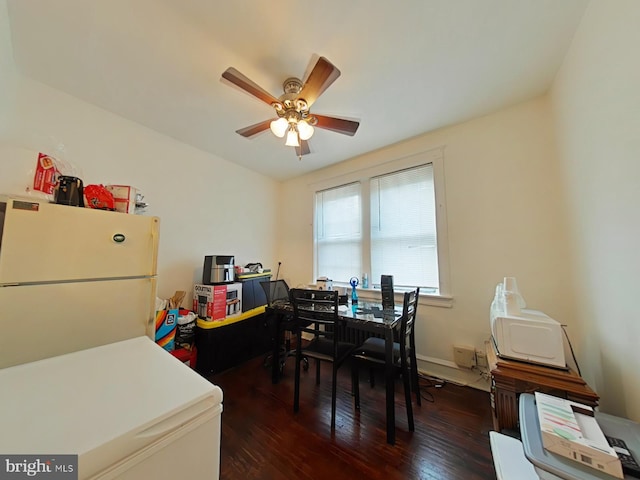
[55,176,84,207]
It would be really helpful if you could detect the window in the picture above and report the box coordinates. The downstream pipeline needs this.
[370,165,438,289]
[313,148,449,296]
[314,183,362,283]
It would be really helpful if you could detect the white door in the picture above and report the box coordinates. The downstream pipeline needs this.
[0,277,156,368]
[0,198,159,284]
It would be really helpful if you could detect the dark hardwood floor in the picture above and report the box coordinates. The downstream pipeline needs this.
[207,355,497,480]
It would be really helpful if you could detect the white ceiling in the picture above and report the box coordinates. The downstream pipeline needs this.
[6,0,588,181]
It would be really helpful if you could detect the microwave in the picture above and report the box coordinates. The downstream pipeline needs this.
[491,309,566,369]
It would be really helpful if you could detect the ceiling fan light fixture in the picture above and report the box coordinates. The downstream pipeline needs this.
[222,57,359,159]
[297,120,314,140]
[270,117,288,138]
[285,126,300,147]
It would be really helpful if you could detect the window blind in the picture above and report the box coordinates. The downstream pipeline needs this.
[370,164,438,289]
[314,183,362,282]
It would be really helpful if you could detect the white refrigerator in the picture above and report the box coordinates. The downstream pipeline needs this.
[0,195,159,368]
[0,196,224,479]
[0,336,223,480]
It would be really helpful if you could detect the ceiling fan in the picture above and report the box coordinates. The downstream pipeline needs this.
[221,56,360,159]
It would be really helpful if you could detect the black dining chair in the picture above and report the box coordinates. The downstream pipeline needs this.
[289,288,356,429]
[351,287,421,430]
[261,279,299,374]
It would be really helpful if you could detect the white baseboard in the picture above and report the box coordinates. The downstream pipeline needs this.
[416,354,491,392]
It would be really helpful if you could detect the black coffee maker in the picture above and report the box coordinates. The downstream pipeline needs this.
[55,176,84,207]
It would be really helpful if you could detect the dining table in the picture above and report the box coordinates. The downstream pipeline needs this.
[266,298,404,445]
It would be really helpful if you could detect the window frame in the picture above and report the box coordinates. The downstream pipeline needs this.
[311,147,452,305]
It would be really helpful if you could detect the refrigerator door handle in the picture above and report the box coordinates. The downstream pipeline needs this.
[135,397,219,439]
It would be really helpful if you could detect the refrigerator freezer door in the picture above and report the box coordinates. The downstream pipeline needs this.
[90,409,221,480]
[0,197,159,284]
[0,278,156,368]
[0,337,223,480]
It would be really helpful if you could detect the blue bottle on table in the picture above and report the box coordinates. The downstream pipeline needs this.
[350,277,359,304]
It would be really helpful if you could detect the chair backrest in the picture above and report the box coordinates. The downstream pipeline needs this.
[399,287,420,357]
[289,288,340,341]
[260,279,290,307]
[381,274,395,310]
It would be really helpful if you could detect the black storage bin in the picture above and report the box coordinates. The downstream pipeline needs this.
[195,313,271,376]
[237,273,271,312]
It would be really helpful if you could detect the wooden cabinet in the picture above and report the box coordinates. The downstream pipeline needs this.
[487,341,599,433]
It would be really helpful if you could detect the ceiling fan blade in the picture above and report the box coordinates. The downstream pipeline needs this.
[295,139,311,157]
[313,114,360,136]
[236,119,273,138]
[221,67,281,107]
[300,57,341,107]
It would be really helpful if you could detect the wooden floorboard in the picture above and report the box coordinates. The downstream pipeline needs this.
[207,355,498,480]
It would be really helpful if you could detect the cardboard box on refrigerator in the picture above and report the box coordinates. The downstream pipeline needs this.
[193,283,242,321]
[535,392,623,478]
[105,184,137,214]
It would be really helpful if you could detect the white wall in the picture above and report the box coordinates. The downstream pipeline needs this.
[0,0,17,138]
[279,96,572,387]
[0,61,280,304]
[550,0,640,420]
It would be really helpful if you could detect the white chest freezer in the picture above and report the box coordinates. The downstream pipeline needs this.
[0,337,223,480]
